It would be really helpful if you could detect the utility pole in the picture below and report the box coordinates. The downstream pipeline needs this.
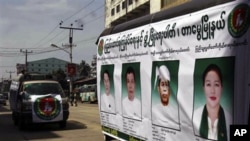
[126,0,128,22]
[6,70,15,79]
[20,49,33,72]
[59,22,83,95]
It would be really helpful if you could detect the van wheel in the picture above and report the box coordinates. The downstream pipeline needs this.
[18,119,25,130]
[104,134,114,141]
[59,121,67,128]
[14,118,18,126]
[12,112,18,126]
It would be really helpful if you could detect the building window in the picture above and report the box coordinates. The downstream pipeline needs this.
[116,5,120,13]
[122,1,126,9]
[161,0,185,9]
[128,0,133,5]
[111,8,115,16]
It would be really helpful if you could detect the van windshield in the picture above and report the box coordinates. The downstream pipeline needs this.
[23,82,65,97]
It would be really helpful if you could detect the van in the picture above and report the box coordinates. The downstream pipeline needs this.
[79,84,97,103]
[9,73,69,130]
[96,1,250,140]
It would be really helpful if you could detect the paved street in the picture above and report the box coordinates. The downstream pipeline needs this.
[0,101,106,141]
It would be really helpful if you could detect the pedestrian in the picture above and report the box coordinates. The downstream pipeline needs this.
[73,89,78,107]
[70,92,74,106]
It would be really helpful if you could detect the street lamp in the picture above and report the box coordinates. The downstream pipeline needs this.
[51,44,72,63]
[51,43,73,96]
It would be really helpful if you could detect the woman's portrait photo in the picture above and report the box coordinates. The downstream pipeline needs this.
[192,57,234,141]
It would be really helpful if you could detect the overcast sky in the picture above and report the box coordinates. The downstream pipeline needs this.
[0,0,105,79]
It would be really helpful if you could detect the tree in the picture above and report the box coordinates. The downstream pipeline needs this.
[52,68,68,90]
[78,60,91,78]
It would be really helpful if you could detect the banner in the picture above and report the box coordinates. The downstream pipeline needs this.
[31,94,63,123]
[67,63,77,76]
[97,1,250,140]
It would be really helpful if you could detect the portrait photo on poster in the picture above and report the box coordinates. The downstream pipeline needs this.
[151,60,180,130]
[100,64,116,114]
[121,62,142,120]
[192,57,235,141]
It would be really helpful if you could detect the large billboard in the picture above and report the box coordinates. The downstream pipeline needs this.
[97,1,250,140]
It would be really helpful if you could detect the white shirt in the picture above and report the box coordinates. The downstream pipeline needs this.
[122,97,141,120]
[152,103,179,129]
[193,106,232,140]
[100,93,115,114]
[207,117,218,140]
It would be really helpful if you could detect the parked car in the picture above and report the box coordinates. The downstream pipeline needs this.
[0,94,7,106]
[0,80,11,100]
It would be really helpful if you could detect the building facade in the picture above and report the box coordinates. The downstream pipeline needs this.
[105,0,190,28]
[26,57,69,74]
[90,55,97,77]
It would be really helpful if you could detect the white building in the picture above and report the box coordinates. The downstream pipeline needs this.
[105,0,190,28]
[26,57,69,74]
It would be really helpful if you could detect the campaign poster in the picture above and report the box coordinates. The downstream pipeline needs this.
[96,1,249,140]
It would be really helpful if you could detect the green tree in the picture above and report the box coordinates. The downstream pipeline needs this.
[79,60,91,78]
[52,68,68,90]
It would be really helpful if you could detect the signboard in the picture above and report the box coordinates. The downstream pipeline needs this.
[97,1,250,140]
[67,63,77,76]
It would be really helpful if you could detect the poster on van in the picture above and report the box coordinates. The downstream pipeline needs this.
[97,1,249,140]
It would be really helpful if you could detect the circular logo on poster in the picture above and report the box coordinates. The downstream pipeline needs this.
[34,97,61,120]
[98,39,104,56]
[228,4,250,38]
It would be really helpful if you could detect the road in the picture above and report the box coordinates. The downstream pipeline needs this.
[0,101,106,141]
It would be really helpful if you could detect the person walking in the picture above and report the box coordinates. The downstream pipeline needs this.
[70,89,78,107]
[70,92,74,106]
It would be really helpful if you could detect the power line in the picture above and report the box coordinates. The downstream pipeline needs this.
[0,65,15,68]
[74,36,97,44]
[29,25,60,49]
[6,70,15,79]
[0,1,105,58]
[29,0,98,51]
[62,0,95,22]
[85,14,104,24]
[79,4,104,19]
[20,49,33,72]
[0,35,98,57]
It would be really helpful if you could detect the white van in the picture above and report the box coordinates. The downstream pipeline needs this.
[9,73,69,130]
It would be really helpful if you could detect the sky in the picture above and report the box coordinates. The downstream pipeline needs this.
[0,0,105,79]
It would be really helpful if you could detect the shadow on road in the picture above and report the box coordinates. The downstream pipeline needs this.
[22,120,87,132]
[0,107,89,140]
[0,105,10,112]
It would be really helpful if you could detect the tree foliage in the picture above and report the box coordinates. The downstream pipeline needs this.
[51,68,68,90]
[78,60,91,78]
